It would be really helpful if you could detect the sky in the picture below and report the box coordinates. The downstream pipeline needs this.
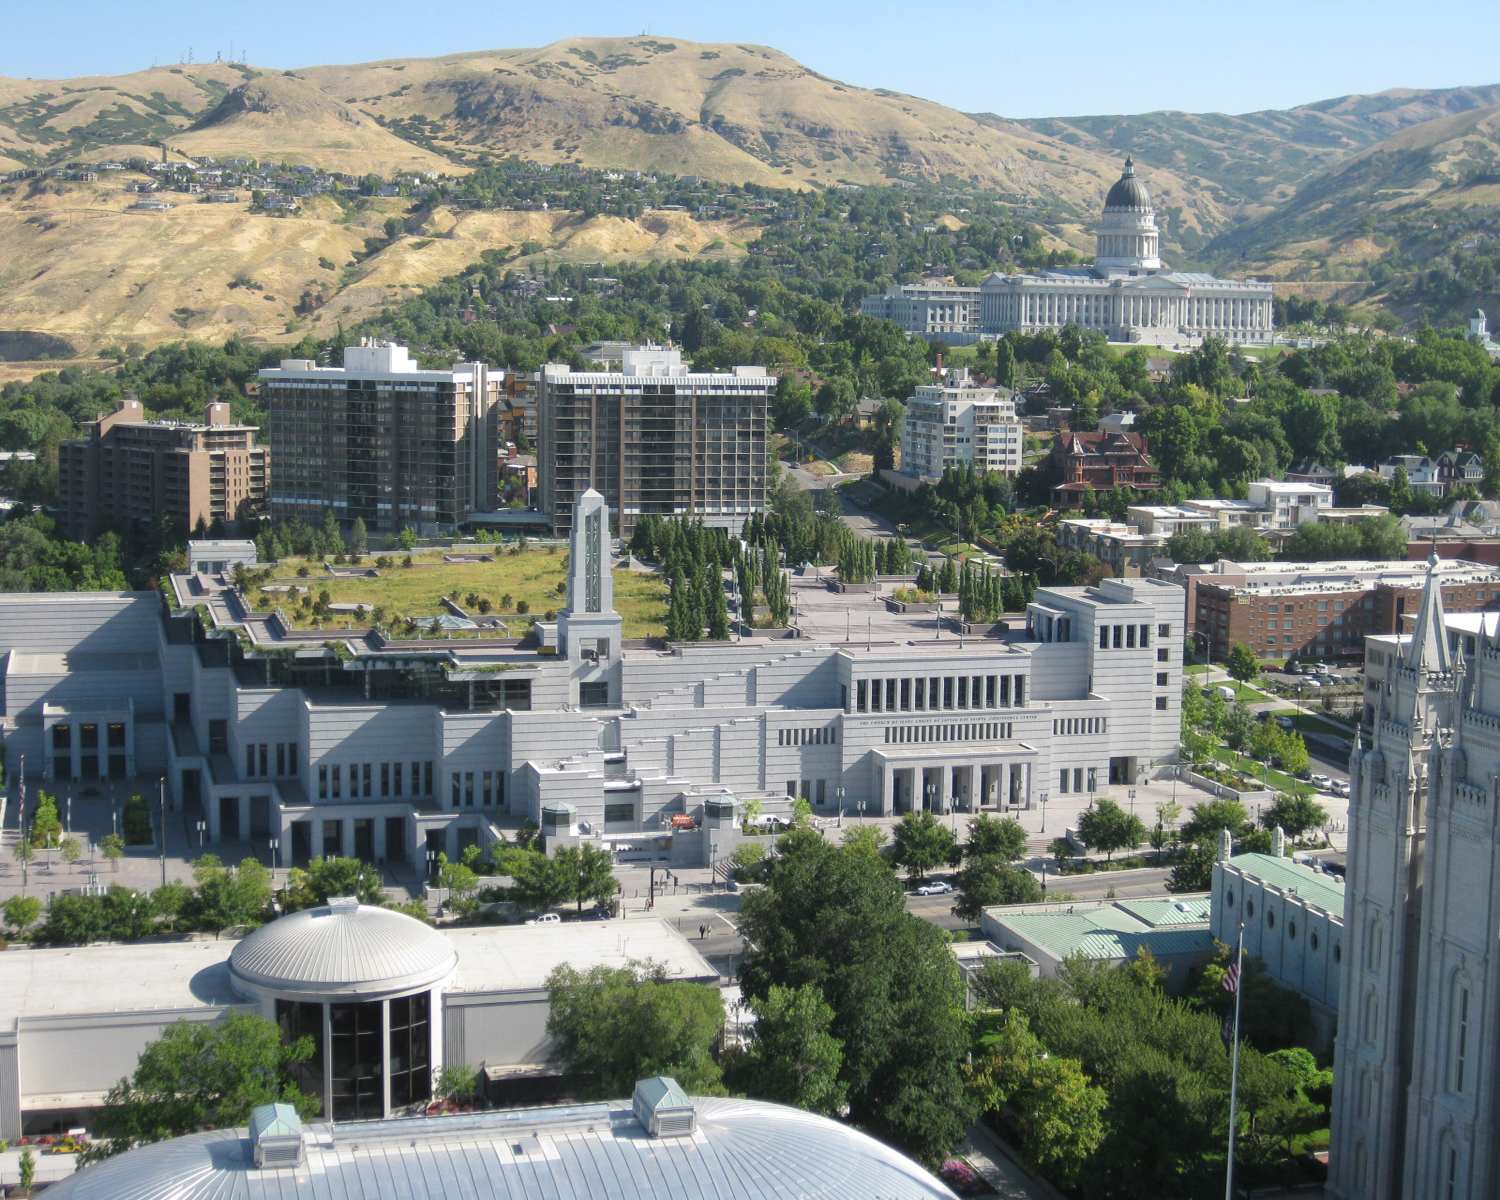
[2,0,1497,120]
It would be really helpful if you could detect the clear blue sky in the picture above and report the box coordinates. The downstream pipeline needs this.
[3,0,1496,120]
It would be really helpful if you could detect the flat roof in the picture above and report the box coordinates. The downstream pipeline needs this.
[992,906,1213,960]
[0,919,717,1023]
[447,919,717,992]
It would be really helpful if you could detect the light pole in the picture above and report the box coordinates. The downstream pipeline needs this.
[196,819,207,848]
[1039,789,1050,834]
[157,776,167,889]
[65,794,72,834]
[1128,787,1137,814]
[268,837,280,871]
[835,785,845,825]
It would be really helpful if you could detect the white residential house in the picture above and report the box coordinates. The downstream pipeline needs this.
[1245,479,1335,529]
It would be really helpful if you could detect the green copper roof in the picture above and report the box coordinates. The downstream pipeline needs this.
[1227,853,1345,918]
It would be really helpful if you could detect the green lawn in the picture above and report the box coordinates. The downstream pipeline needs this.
[249,548,668,640]
[1208,746,1297,793]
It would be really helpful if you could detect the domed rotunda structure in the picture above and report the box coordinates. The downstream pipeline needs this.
[1095,156,1163,273]
[228,897,458,1120]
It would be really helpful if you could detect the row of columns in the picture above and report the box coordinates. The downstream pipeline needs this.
[881,760,1032,816]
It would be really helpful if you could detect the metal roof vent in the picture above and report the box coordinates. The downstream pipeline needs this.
[249,1103,305,1169]
[326,895,360,916]
[632,1076,696,1138]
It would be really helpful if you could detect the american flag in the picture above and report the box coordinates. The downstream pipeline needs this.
[1222,955,1241,995]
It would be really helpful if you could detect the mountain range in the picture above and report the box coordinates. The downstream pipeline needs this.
[1,35,1497,353]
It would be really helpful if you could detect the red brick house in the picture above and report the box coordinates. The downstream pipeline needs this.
[1047,431,1160,507]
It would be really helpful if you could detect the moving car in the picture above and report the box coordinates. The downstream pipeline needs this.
[1277,715,1295,729]
[915,881,953,895]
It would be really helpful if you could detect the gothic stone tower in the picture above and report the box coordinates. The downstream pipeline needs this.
[1328,556,1459,1198]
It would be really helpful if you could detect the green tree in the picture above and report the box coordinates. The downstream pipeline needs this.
[29,790,62,848]
[964,1009,1106,1187]
[4,893,43,935]
[60,834,83,869]
[348,516,369,556]
[840,824,888,859]
[1180,798,1252,844]
[1075,798,1146,861]
[1225,642,1259,684]
[545,962,726,1098]
[890,810,958,880]
[952,855,1043,922]
[99,831,126,872]
[739,837,973,1166]
[18,1147,35,1191]
[727,983,848,1116]
[1261,791,1328,842]
[966,813,1028,862]
[83,1013,316,1162]
[282,856,385,910]
[398,525,419,551]
[180,856,273,935]
[553,843,619,913]
[1388,465,1414,516]
[1167,838,1220,894]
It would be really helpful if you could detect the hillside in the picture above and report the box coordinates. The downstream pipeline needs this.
[1013,84,1500,218]
[1203,104,1500,264]
[0,38,1232,233]
[0,179,756,352]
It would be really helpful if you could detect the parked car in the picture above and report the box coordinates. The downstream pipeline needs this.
[1332,779,1351,797]
[915,880,953,895]
[1277,715,1295,729]
[525,912,560,926]
[1310,773,1333,790]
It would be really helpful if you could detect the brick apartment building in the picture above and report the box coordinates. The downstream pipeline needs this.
[1047,430,1160,507]
[1191,558,1500,662]
[58,399,268,541]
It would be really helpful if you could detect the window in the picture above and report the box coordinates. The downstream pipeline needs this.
[1362,990,1379,1043]
[1225,889,1235,907]
[208,719,228,754]
[1450,977,1471,1094]
[1158,647,1169,662]
[1287,921,1296,939]
[1100,627,1109,649]
[1156,672,1169,686]
[1267,911,1275,928]
[318,764,328,799]
[1059,770,1069,793]
[246,745,257,777]
[1247,899,1255,918]
[381,763,390,797]
[604,801,634,824]
[580,681,610,707]
[1155,696,1168,710]
[332,765,342,799]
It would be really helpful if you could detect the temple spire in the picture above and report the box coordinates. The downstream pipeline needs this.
[1403,550,1450,675]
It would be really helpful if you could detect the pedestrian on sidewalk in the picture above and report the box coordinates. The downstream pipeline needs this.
[699,923,707,940]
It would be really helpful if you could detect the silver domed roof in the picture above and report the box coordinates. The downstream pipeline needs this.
[228,898,456,997]
[1104,156,1152,210]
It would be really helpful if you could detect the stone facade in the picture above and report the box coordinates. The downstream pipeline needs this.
[1326,563,1500,1198]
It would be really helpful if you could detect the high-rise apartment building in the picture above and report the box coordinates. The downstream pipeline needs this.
[58,399,268,541]
[898,370,1023,480]
[537,346,773,536]
[259,341,503,534]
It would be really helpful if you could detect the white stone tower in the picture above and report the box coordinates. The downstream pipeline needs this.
[1327,554,1456,1198]
[557,488,622,669]
[1094,157,1163,274]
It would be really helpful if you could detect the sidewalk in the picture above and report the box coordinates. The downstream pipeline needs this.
[958,1122,1063,1200]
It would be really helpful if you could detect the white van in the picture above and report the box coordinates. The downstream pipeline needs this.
[1214,685,1236,701]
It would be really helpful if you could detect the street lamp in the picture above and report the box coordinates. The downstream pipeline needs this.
[268,837,280,870]
[196,819,207,848]
[1039,789,1050,834]
[1128,787,1137,814]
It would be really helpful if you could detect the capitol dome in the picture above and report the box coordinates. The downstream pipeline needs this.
[228,897,457,999]
[1104,156,1153,210]
[1095,155,1163,273]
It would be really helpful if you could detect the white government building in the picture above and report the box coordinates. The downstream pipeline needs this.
[863,157,1274,348]
[0,492,1183,870]
[1328,566,1500,1199]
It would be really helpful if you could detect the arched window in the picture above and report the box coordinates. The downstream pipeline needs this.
[1367,917,1384,972]
[1362,989,1380,1044]
[1448,974,1471,1095]
[1288,920,1297,940]
[1268,910,1276,929]
[1247,899,1255,918]
[1226,888,1235,908]
[1311,930,1319,951]
[1357,1069,1372,1120]
[1439,1131,1459,1200]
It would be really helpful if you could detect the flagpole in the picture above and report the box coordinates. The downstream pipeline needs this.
[1225,923,1246,1200]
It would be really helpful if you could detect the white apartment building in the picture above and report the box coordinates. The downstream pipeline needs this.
[899,372,1023,481]
[1126,505,1218,539]
[1245,479,1334,529]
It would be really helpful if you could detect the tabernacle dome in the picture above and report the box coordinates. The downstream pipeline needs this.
[38,1083,962,1200]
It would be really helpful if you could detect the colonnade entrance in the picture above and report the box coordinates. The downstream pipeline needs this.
[883,757,1033,816]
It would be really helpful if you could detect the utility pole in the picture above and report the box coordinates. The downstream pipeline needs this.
[158,776,167,888]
